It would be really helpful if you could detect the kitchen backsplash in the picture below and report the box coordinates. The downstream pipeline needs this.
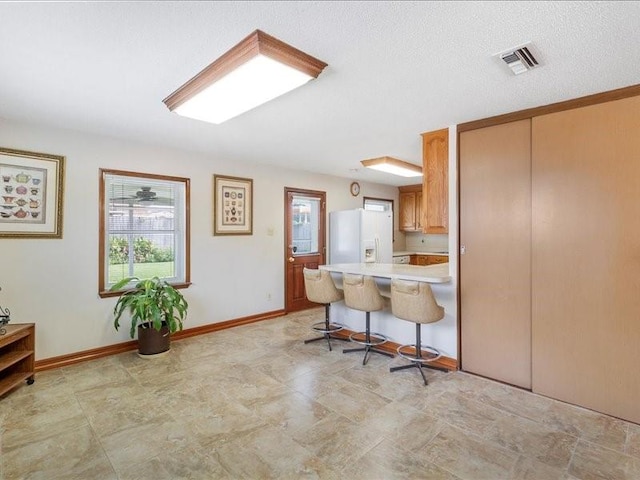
[405,233,449,253]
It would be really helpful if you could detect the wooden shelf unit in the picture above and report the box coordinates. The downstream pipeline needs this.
[0,323,35,398]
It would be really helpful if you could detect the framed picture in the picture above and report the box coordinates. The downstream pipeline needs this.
[213,174,253,235]
[0,147,65,238]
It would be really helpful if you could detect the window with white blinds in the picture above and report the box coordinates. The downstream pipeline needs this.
[364,196,394,240]
[99,170,190,295]
[363,197,393,213]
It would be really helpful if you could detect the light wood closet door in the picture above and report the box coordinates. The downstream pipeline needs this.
[460,119,532,388]
[532,96,640,423]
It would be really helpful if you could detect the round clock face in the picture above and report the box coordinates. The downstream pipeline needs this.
[350,182,360,196]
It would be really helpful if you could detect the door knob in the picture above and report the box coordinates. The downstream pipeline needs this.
[288,257,295,263]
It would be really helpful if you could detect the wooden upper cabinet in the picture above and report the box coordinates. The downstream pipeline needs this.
[415,191,423,231]
[422,128,449,234]
[398,184,422,231]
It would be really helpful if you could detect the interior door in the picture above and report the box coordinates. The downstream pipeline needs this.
[531,95,640,423]
[285,188,326,312]
[459,119,532,388]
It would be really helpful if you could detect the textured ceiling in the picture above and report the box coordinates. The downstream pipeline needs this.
[1,1,639,186]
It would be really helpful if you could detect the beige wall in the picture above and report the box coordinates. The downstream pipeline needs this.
[0,119,399,360]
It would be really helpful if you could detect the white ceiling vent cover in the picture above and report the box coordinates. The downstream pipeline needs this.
[495,42,541,75]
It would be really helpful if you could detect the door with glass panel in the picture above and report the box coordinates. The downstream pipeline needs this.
[285,188,326,312]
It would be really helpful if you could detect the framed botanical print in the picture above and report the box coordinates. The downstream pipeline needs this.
[213,174,253,235]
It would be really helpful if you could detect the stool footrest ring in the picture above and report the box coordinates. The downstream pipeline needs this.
[311,322,344,334]
[349,331,388,347]
[396,344,441,363]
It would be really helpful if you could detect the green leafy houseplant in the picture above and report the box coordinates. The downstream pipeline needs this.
[111,277,188,339]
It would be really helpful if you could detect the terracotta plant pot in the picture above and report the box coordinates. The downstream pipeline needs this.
[137,323,170,356]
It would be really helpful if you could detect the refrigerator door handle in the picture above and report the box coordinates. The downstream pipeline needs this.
[375,236,380,263]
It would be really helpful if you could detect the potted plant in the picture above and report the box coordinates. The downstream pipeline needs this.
[111,276,188,356]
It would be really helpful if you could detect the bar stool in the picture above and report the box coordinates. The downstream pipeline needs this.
[389,279,448,385]
[342,273,394,365]
[302,268,347,351]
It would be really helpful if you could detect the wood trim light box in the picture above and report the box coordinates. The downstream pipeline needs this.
[361,156,423,178]
[163,30,328,124]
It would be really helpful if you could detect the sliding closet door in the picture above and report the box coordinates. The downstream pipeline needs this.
[532,95,640,423]
[460,119,532,388]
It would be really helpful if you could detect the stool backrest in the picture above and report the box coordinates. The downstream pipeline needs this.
[343,274,384,312]
[391,279,444,324]
[303,268,343,304]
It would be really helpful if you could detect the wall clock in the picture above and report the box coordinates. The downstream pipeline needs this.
[350,181,361,196]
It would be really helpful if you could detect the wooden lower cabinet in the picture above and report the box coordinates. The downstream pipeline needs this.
[426,255,447,265]
[410,254,448,266]
[0,323,35,398]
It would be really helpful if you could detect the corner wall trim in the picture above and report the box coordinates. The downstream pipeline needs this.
[34,309,287,372]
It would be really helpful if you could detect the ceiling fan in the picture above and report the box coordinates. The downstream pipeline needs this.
[110,186,174,206]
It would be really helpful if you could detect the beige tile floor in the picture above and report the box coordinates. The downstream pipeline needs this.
[1,308,639,479]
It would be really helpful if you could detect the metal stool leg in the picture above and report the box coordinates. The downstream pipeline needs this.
[415,323,448,374]
[304,304,349,351]
[343,312,394,365]
[390,323,448,384]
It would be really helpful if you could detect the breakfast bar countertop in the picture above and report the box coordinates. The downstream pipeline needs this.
[320,263,451,283]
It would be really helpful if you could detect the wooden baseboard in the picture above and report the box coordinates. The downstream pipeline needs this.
[171,309,286,341]
[331,328,458,371]
[34,309,286,372]
[34,308,458,373]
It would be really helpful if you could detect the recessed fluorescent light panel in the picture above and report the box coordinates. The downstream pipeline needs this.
[163,30,328,124]
[361,157,423,177]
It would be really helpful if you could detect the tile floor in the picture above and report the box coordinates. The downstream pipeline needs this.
[1,308,639,479]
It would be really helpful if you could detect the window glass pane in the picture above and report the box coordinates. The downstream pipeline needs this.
[108,233,176,284]
[364,197,394,241]
[101,171,189,293]
[292,195,320,254]
[364,198,392,212]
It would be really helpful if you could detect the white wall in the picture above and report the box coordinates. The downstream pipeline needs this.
[405,233,449,253]
[0,119,399,360]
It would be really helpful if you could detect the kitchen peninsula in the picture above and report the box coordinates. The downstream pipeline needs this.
[320,263,451,286]
[319,263,455,358]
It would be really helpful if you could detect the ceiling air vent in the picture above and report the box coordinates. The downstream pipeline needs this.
[495,42,541,75]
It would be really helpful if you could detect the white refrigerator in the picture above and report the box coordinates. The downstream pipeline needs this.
[329,209,393,264]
